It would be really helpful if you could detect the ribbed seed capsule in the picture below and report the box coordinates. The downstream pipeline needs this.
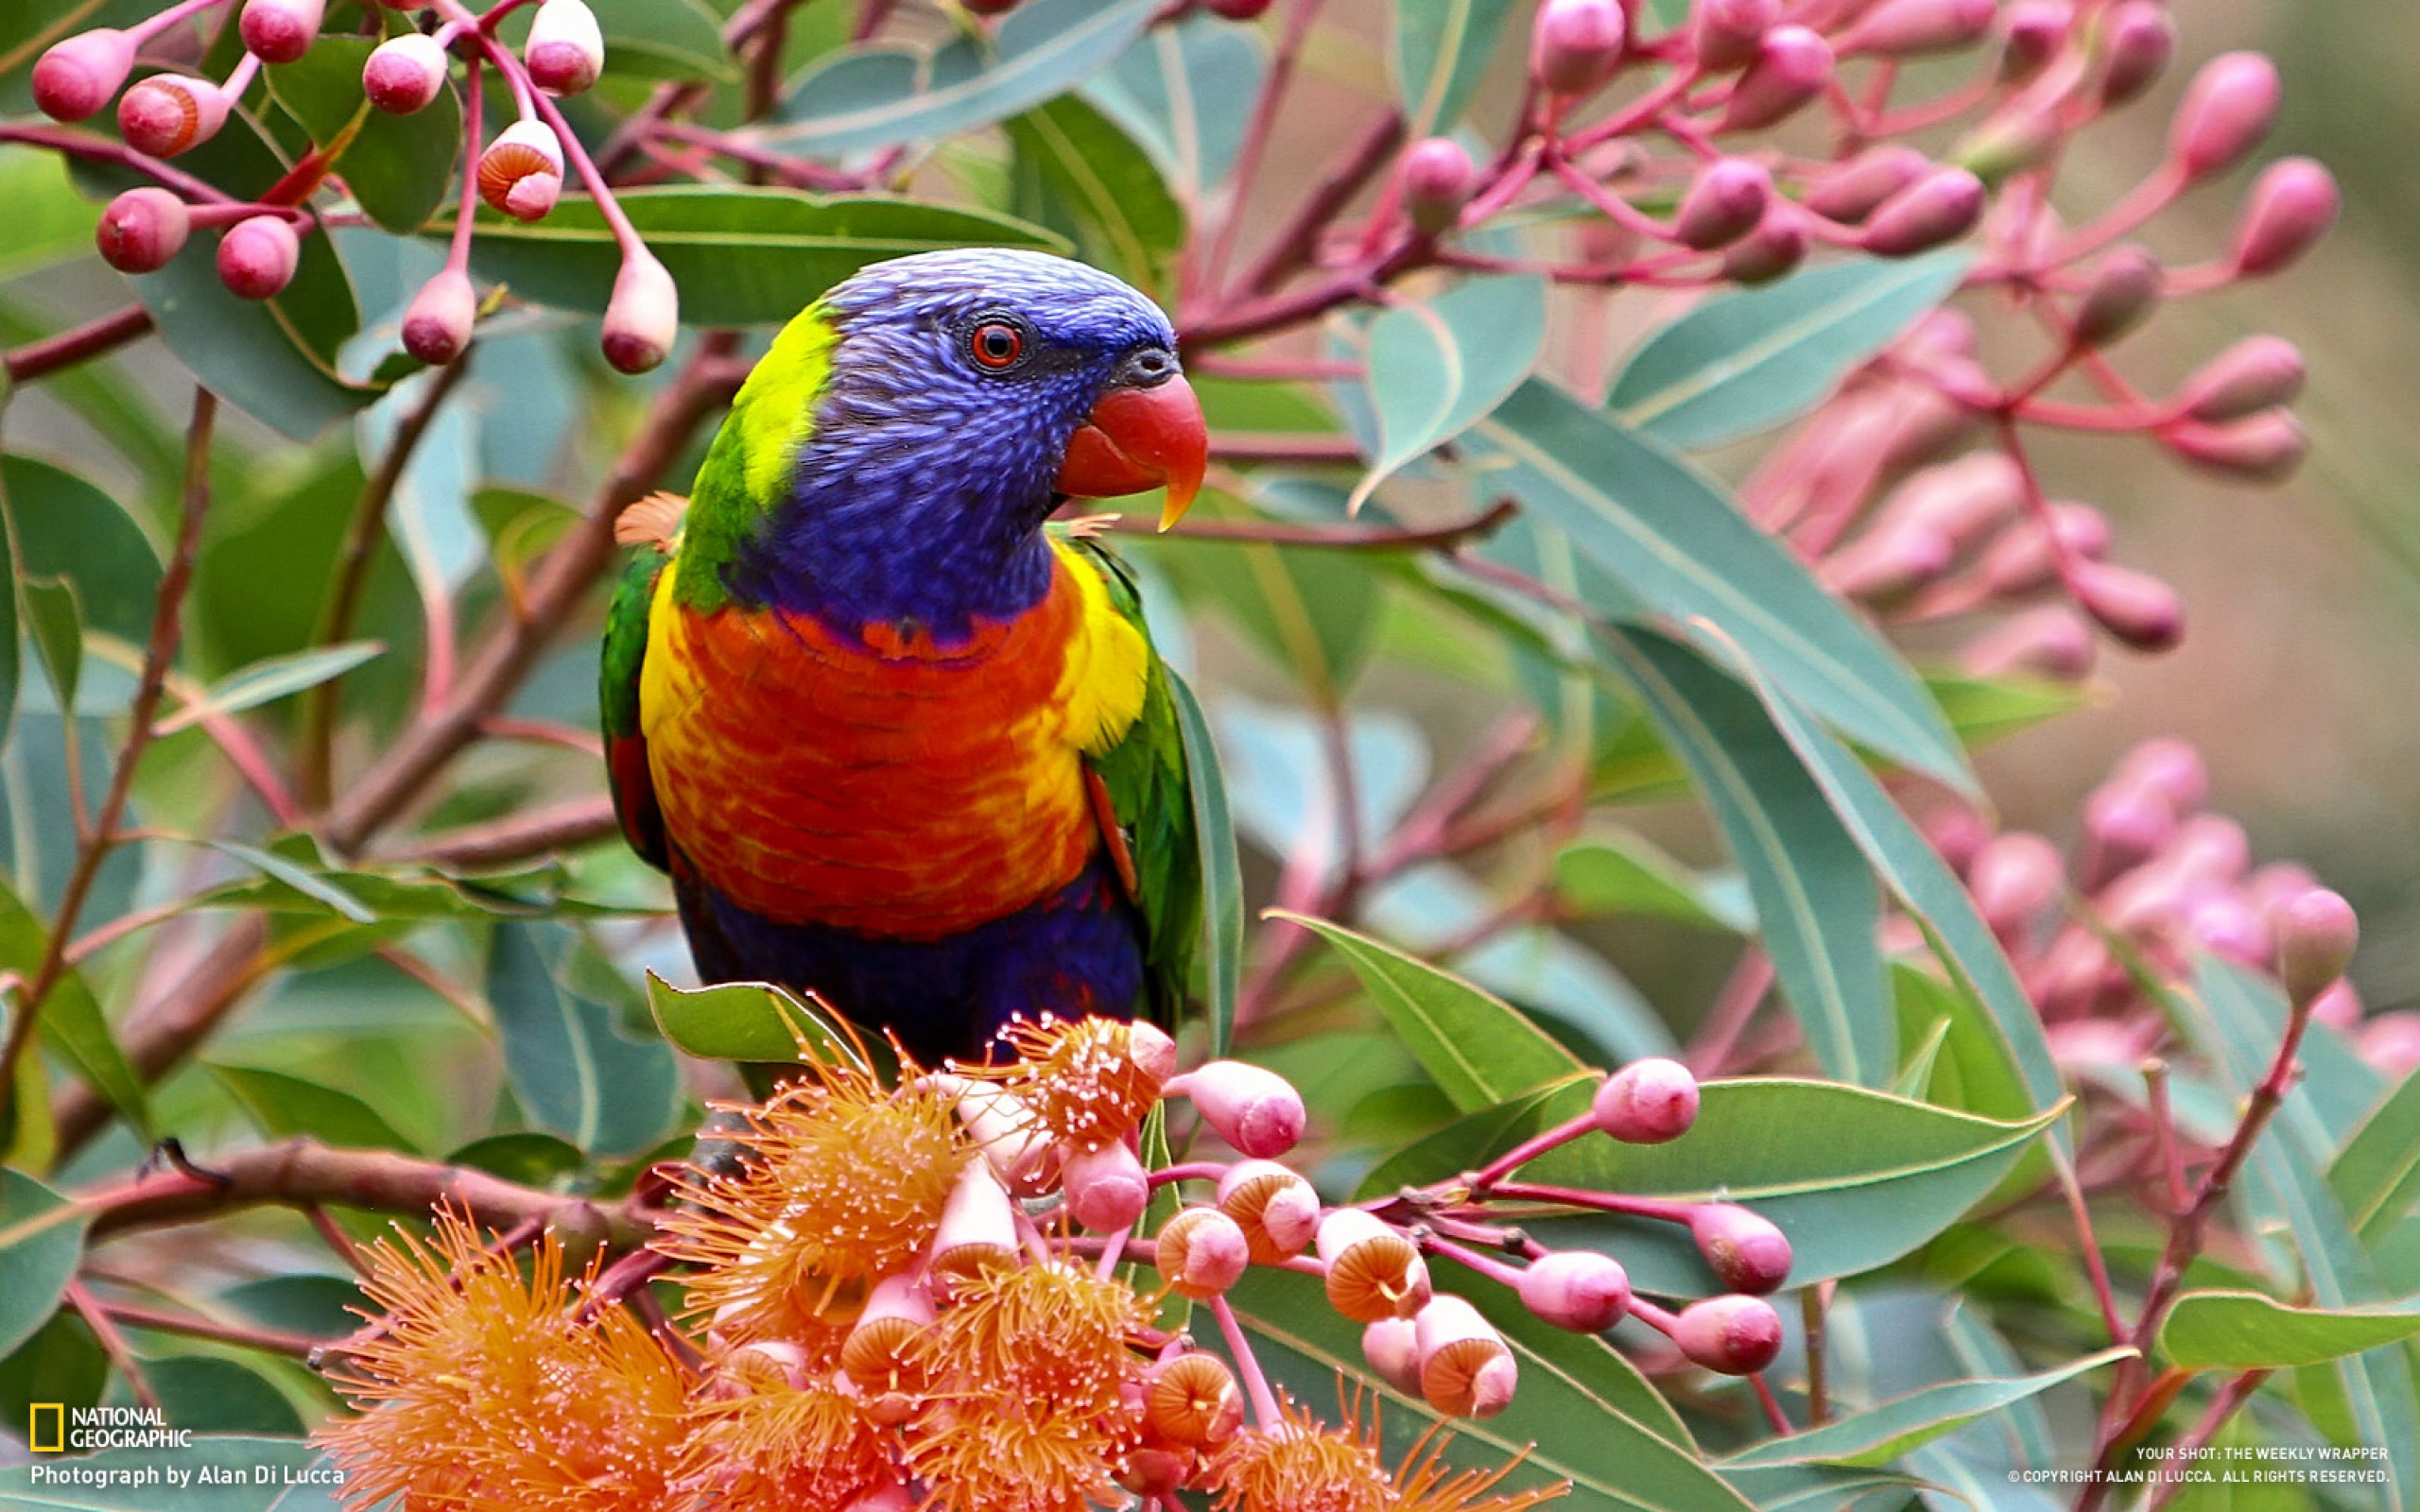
[477,119,565,221]
[1215,1159,1320,1263]
[1414,1295,1517,1418]
[1145,1353,1244,1447]
[1316,1209,1431,1323]
[1155,1206,1250,1299]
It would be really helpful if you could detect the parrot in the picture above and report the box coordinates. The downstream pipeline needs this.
[598,249,1212,1067]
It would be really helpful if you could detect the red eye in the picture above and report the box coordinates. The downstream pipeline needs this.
[970,320,1025,369]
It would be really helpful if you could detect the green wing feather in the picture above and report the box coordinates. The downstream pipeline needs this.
[1064,534,1203,1032]
[600,532,672,871]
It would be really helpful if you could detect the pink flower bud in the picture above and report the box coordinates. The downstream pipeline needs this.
[1719,26,1832,132]
[1217,1159,1321,1263]
[1156,1206,1251,1299]
[1692,0,1776,74]
[1178,1059,1305,1158]
[1362,1317,1422,1393]
[2071,559,2183,653]
[601,250,680,374]
[118,75,232,159]
[478,118,566,221]
[929,1161,1017,1289]
[1836,0,1995,58]
[1318,1209,1430,1322]
[2169,52,2280,184]
[364,33,448,114]
[526,0,605,96]
[2358,1012,2420,1078]
[2309,977,2360,1031]
[1969,831,2064,940]
[1117,1452,1192,1503]
[1721,205,1808,284]
[1591,1057,1699,1143]
[35,28,137,122]
[1690,1204,1792,1294]
[1674,1295,1784,1374]
[2187,892,2269,967]
[2274,888,2358,1008]
[1806,145,1932,223]
[2173,335,2304,426]
[1518,1250,1630,1332]
[96,188,191,274]
[1401,137,1477,237]
[2071,245,2163,350]
[1414,1296,1517,1418]
[2169,816,2251,886]
[1861,167,1984,255]
[216,214,300,301]
[1129,1021,1180,1085]
[2098,2,2174,107]
[838,1273,935,1395]
[240,0,326,65]
[2162,409,2307,484]
[1960,606,2097,681]
[1673,158,1771,251]
[400,267,477,365]
[1823,520,1954,605]
[1530,0,1627,99]
[2231,158,2339,277]
[1978,502,2109,598]
[1061,1140,1151,1232]
[1206,0,1275,16]
[1881,453,2025,549]
[1999,2,2072,83]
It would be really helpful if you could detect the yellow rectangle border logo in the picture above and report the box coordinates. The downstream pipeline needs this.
[27,1403,64,1454]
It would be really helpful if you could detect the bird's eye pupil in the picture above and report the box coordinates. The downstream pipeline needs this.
[972,321,1024,369]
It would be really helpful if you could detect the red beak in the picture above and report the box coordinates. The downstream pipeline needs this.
[1055,372,1207,530]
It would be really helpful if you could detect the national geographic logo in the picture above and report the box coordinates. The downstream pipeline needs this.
[24,1404,191,1452]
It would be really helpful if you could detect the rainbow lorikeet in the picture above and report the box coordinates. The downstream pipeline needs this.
[599,249,1212,1065]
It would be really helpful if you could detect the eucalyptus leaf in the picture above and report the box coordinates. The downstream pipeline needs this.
[0,1168,88,1360]
[2161,1291,2420,1371]
[155,642,384,735]
[489,922,682,1156]
[2331,1068,2420,1248]
[645,971,864,1070]
[1007,93,1184,291]
[0,880,149,1142]
[1166,669,1241,1057]
[1353,274,1547,511]
[268,38,461,233]
[1723,1349,2134,1469]
[1394,0,1517,135]
[1085,13,1265,196]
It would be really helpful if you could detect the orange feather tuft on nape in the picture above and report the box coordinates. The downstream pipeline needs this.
[616,490,690,548]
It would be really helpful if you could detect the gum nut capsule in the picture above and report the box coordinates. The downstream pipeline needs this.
[1530,0,1626,98]
[1676,1294,1785,1374]
[1969,831,2064,938]
[2098,1,2174,107]
[602,250,680,374]
[1401,137,1477,236]
[2274,888,2359,1007]
[525,0,605,95]
[1720,206,1809,284]
[1692,0,1778,74]
[96,188,191,274]
[401,268,477,365]
[840,1274,935,1392]
[364,33,448,114]
[1836,0,1995,57]
[1689,1204,1793,1294]
[2175,335,2306,424]
[1180,1059,1306,1158]
[1592,1057,1700,1143]
[35,28,137,121]
[1217,1159,1321,1262]
[1717,26,1831,132]
[1127,1020,1180,1087]
[118,75,231,159]
[1060,1140,1151,1233]
[1317,1209,1431,1322]
[1155,1206,1251,1299]
[1414,1296,1517,1418]
[2232,159,2339,278]
[478,118,566,221]
[2162,409,2307,485]
[1673,158,1772,250]
[1517,1250,1631,1332]
[1962,606,2096,681]
[1117,1450,1193,1502]
[1146,1353,1245,1447]
[1861,167,1985,256]
[240,0,327,65]
[1362,1316,1422,1393]
[1805,145,1930,223]
[2170,52,2281,183]
[1999,2,2072,82]
[216,215,301,301]
[2070,559,2184,653]
[2070,245,2163,350]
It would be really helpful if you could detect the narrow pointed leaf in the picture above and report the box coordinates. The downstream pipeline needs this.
[208,1063,417,1153]
[0,883,149,1142]
[1167,669,1241,1057]
[1355,274,1547,510]
[2331,1068,2420,1247]
[645,971,865,1071]
[1723,1348,2135,1469]
[2161,1291,2420,1370]
[1007,94,1184,289]
[489,922,680,1156]
[0,1169,87,1360]
[155,643,384,735]
[1085,14,1264,195]
[1394,0,1517,135]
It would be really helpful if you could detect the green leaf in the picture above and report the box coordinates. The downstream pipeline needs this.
[488,922,681,1157]
[1225,1266,1754,1512]
[208,1062,418,1152]
[1084,13,1264,196]
[1273,911,1584,1112]
[1394,0,1517,135]
[1381,1077,2064,1293]
[1552,832,1740,931]
[0,1435,336,1508]
[2332,1068,2420,1248]
[1,455,162,644]
[1720,1464,1933,1511]
[0,147,101,281]
[1712,637,2064,1116]
[1927,670,2094,753]
[1597,628,1894,1089]
[447,1130,587,1187]
[1890,963,2032,1122]
[2161,1291,2420,1371]
[456,186,1065,327]
[770,0,1159,158]
[21,576,80,720]
[125,1355,302,1436]
[156,642,383,735]
[1006,93,1184,291]
[267,37,461,233]
[645,971,865,1070]
[0,1312,107,1435]
[583,0,733,81]
[0,1169,88,1360]
[1473,380,1972,793]
[1723,1348,2134,1468]
[0,881,150,1143]
[1166,669,1240,1057]
[1609,252,1972,451]
[1353,275,1548,511]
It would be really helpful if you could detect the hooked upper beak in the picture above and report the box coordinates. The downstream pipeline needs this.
[1054,353,1207,530]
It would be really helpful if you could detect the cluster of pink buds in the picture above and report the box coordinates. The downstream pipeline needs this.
[35,0,675,371]
[1924,739,2413,1076]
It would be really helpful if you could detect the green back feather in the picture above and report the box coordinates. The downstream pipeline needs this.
[673,305,839,612]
